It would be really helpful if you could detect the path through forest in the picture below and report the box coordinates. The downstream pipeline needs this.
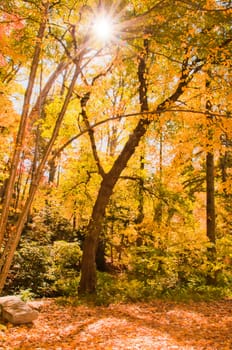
[0,299,231,349]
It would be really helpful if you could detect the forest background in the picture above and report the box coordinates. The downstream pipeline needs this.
[0,0,232,303]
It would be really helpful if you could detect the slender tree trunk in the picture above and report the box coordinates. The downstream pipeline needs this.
[48,151,58,184]
[205,77,216,284]
[13,151,25,212]
[206,145,217,285]
[219,151,228,184]
[206,150,215,244]
[206,92,216,245]
[29,61,67,125]
[0,3,49,247]
[135,153,145,247]
[0,65,80,292]
[154,129,163,225]
[0,178,8,204]
[135,154,145,224]
[159,129,163,222]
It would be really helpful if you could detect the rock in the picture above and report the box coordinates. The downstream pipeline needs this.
[27,300,45,311]
[0,296,39,325]
[0,295,21,306]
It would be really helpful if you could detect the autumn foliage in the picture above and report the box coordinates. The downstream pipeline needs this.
[0,12,24,67]
[0,0,231,304]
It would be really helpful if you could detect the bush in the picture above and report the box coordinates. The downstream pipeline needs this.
[3,207,83,297]
[95,272,147,305]
[4,240,82,297]
[50,241,82,296]
[23,207,75,243]
[130,246,179,291]
[51,240,82,273]
[122,237,232,301]
[4,242,54,296]
[53,276,80,297]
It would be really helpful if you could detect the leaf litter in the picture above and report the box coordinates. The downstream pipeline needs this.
[0,299,231,349]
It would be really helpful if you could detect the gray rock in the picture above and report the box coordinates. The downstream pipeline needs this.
[0,296,39,324]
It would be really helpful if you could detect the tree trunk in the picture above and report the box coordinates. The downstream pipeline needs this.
[79,40,150,294]
[153,128,164,224]
[96,238,107,271]
[205,84,216,246]
[205,78,216,284]
[48,151,58,184]
[0,65,80,292]
[79,131,149,293]
[135,154,145,224]
[0,3,49,247]
[79,175,116,293]
[206,150,215,245]
[13,151,25,212]
[79,118,151,294]
[206,148,217,285]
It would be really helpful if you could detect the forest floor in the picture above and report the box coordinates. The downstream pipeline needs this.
[0,298,231,349]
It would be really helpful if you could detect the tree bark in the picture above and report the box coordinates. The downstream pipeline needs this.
[206,150,215,244]
[78,123,149,293]
[0,3,49,247]
[48,151,58,184]
[79,40,150,294]
[154,129,163,225]
[205,77,216,284]
[206,147,216,285]
[135,154,145,225]
[205,85,216,245]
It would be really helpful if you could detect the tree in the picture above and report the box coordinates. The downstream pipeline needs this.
[78,0,232,293]
[78,26,205,292]
[1,0,232,295]
[0,0,119,292]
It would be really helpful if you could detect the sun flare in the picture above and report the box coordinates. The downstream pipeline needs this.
[93,13,115,42]
[90,2,141,48]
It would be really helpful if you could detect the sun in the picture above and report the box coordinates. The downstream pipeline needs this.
[92,13,115,43]
[90,2,142,47]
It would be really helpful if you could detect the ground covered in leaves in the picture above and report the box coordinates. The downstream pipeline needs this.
[0,299,231,349]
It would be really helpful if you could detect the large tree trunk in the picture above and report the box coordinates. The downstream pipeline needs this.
[79,40,150,294]
[79,119,150,293]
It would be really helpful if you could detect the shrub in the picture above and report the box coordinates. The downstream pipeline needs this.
[95,272,146,305]
[50,241,82,296]
[4,242,54,296]
[4,240,82,297]
[51,240,82,273]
